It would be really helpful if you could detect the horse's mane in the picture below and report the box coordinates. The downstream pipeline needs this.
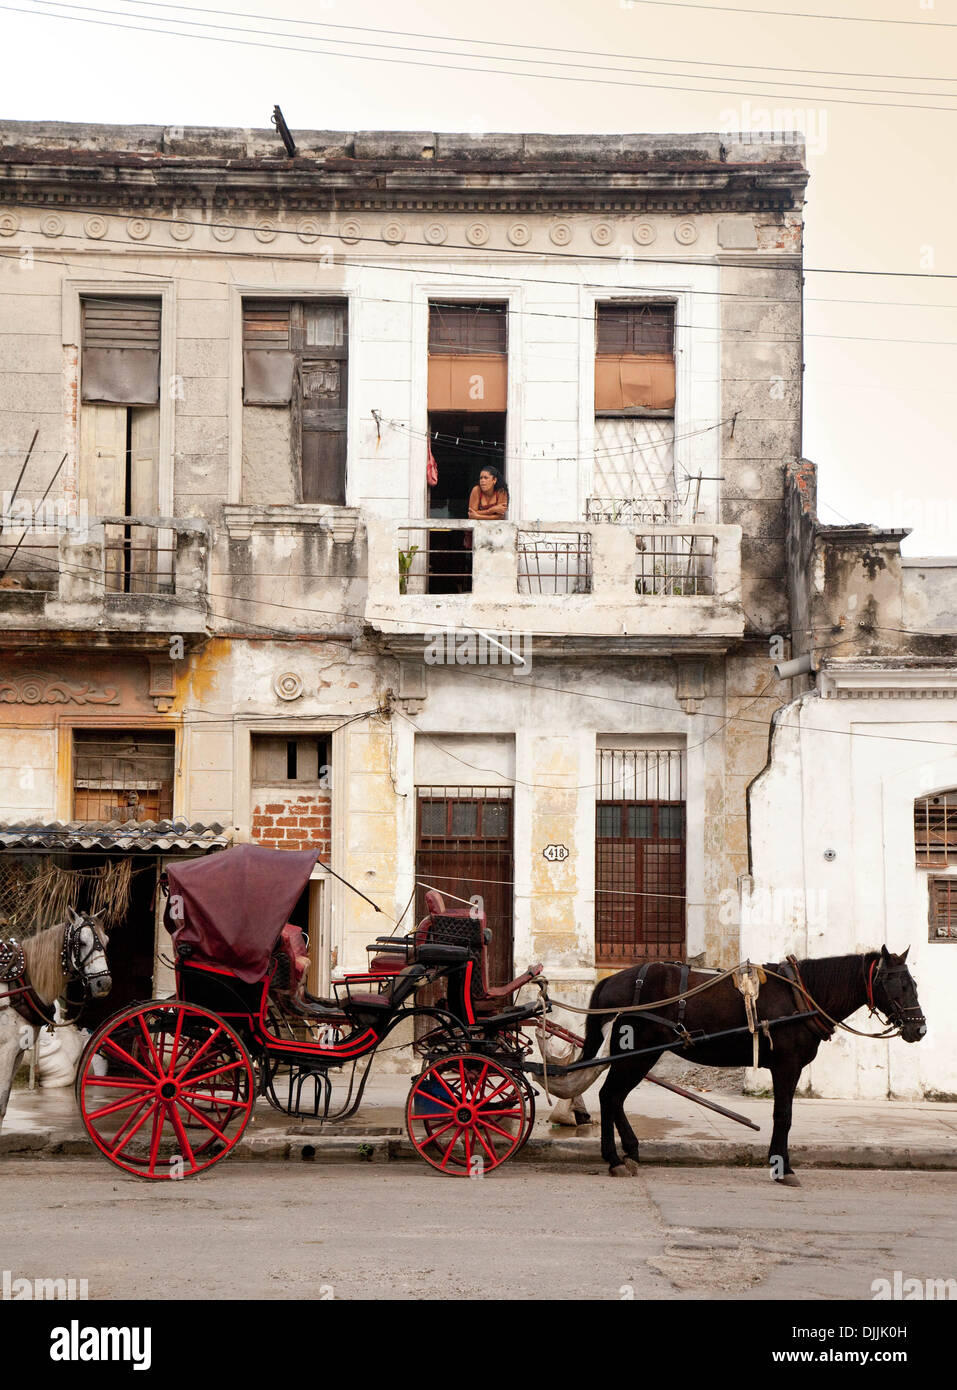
[20,921,66,1006]
[792,951,876,1001]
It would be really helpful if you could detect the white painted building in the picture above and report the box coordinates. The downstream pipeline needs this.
[746,464,957,1099]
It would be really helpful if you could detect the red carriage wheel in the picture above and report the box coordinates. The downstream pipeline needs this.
[406,1054,526,1177]
[77,1000,255,1181]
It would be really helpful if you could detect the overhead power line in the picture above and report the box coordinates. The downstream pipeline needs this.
[104,0,957,83]
[21,0,957,99]
[607,0,957,27]
[6,2,957,112]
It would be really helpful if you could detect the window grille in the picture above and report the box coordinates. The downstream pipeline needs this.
[595,748,686,965]
[72,730,174,822]
[518,532,592,595]
[915,792,957,865]
[929,878,957,941]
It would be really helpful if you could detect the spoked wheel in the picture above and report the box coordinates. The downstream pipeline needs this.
[516,1076,537,1152]
[406,1053,527,1177]
[77,1000,255,1181]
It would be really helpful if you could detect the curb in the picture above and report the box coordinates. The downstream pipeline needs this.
[4,1130,956,1170]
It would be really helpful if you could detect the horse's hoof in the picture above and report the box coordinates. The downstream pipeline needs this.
[609,1163,635,1178]
[574,1111,592,1126]
[623,1157,640,1175]
[773,1172,801,1188]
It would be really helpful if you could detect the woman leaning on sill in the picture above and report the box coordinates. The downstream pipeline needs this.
[467,466,509,523]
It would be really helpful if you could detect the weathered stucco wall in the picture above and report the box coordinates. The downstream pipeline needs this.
[748,690,957,1100]
[0,122,807,1012]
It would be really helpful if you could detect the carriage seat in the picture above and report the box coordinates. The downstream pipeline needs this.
[285,992,347,1022]
[418,891,543,1016]
[343,964,426,1017]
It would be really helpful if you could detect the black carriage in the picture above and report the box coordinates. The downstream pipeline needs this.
[75,844,546,1180]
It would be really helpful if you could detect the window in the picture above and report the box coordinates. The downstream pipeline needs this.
[81,296,161,405]
[428,303,507,355]
[78,297,163,588]
[252,735,329,785]
[72,730,174,822]
[915,791,957,865]
[591,302,677,521]
[425,300,508,591]
[242,299,348,504]
[594,748,685,965]
[595,302,675,413]
[929,878,957,941]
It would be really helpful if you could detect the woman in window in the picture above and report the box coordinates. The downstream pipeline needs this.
[468,466,509,522]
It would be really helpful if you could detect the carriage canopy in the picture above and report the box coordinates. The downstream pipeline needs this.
[164,844,319,982]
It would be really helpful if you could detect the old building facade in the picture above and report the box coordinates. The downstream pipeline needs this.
[746,461,957,1099]
[0,121,804,1024]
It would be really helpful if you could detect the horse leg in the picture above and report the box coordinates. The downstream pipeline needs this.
[614,1059,655,1172]
[0,1010,27,1133]
[768,1060,803,1187]
[599,1074,630,1175]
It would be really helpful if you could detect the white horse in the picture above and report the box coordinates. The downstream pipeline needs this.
[0,908,111,1131]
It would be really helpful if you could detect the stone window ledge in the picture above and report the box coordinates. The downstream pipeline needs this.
[223,504,362,543]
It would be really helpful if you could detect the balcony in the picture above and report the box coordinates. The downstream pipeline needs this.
[0,516,209,644]
[365,518,744,658]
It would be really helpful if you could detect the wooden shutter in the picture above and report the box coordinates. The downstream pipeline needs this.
[930,878,957,940]
[427,302,507,411]
[595,303,676,412]
[428,303,507,354]
[915,792,957,865]
[81,297,161,405]
[243,301,295,405]
[299,302,347,504]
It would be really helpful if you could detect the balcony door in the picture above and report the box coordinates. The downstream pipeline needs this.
[78,296,162,593]
[426,301,508,594]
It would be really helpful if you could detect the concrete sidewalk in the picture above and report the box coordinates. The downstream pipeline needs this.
[3,1070,956,1169]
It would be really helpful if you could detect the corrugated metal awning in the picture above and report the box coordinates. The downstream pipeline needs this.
[0,820,232,853]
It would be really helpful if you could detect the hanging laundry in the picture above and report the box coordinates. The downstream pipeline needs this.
[427,437,438,488]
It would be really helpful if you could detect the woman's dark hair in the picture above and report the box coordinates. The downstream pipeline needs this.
[477,464,509,501]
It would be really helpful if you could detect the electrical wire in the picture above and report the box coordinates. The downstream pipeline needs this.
[102,1,957,84]
[6,197,957,302]
[2,536,955,753]
[14,0,957,102]
[7,1,957,112]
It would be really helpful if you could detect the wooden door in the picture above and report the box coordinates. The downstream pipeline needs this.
[415,789,513,985]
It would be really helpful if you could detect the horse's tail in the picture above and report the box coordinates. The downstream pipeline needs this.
[538,978,611,1100]
[580,977,608,1064]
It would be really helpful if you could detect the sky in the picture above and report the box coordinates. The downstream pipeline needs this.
[2,0,956,553]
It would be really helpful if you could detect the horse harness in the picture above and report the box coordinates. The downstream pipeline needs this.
[625,957,835,1058]
[0,918,108,1027]
[778,955,834,1041]
[627,962,697,1043]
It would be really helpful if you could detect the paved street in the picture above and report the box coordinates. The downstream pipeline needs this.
[1,1159,955,1301]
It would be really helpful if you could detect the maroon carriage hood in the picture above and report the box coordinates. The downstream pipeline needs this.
[164,844,319,982]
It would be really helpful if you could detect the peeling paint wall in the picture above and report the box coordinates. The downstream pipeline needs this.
[0,123,810,1008]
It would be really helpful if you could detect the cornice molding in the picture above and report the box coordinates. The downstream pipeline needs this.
[819,667,957,699]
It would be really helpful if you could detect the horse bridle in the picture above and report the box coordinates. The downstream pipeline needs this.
[864,956,925,1031]
[62,916,112,992]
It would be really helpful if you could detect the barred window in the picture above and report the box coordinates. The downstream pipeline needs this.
[595,747,685,966]
[929,877,957,941]
[915,792,957,865]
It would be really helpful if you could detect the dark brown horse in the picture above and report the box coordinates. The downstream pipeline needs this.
[578,947,926,1184]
